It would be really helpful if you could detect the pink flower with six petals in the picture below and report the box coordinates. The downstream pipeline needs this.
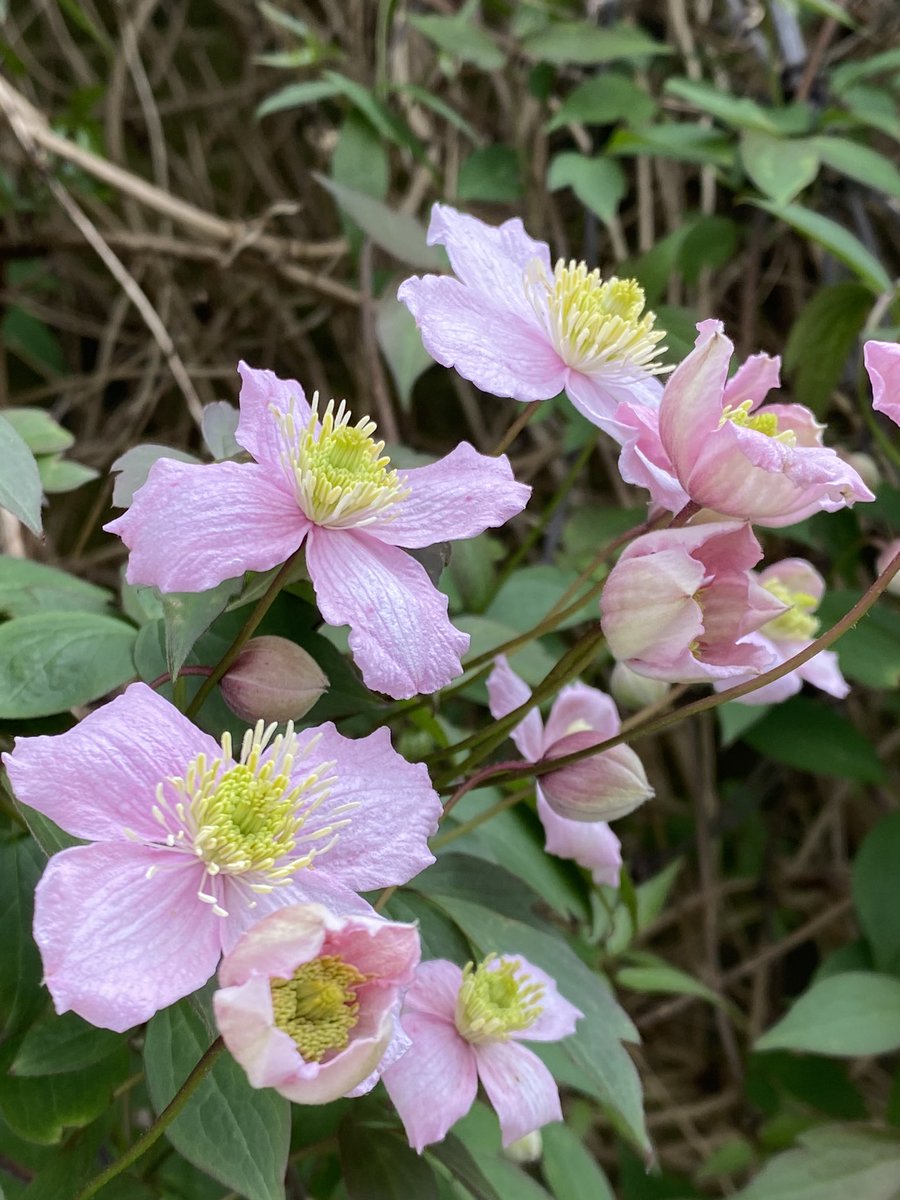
[865,338,900,428]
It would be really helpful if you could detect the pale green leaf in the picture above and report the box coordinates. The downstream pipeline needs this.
[740,130,820,205]
[521,21,670,65]
[756,972,900,1056]
[315,175,445,269]
[547,153,626,225]
[0,412,42,535]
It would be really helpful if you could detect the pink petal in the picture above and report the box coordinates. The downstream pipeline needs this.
[565,369,664,435]
[494,956,582,1042]
[34,843,221,1032]
[537,791,622,887]
[486,656,544,762]
[659,320,731,473]
[539,731,654,823]
[601,546,706,663]
[383,1011,478,1151]
[235,361,311,476]
[291,722,441,892]
[217,903,330,988]
[543,682,620,749]
[398,274,566,402]
[105,458,309,592]
[2,682,219,842]
[797,647,849,699]
[759,558,825,605]
[723,352,781,410]
[213,976,300,1089]
[474,1040,562,1146]
[613,402,688,513]
[865,339,900,427]
[305,526,469,699]
[329,918,421,985]
[403,959,465,1023]
[217,873,374,956]
[367,442,531,549]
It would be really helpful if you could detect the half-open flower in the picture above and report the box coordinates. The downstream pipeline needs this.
[213,903,420,1104]
[105,363,530,699]
[865,338,900,427]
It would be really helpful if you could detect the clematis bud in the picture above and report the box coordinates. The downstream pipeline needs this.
[504,1131,543,1164]
[539,730,653,823]
[877,540,900,599]
[220,636,328,723]
[610,661,670,711]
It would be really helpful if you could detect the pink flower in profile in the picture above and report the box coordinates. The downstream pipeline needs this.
[2,683,440,1032]
[213,903,419,1105]
[600,522,788,683]
[105,363,530,699]
[715,559,849,706]
[487,657,654,883]
[398,204,667,431]
[656,320,873,526]
[865,339,900,427]
[383,955,581,1150]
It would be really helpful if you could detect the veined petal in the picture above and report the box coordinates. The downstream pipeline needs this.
[236,360,311,477]
[306,526,469,699]
[486,655,544,762]
[723,352,781,411]
[474,1040,562,1146]
[865,339,900,427]
[217,874,375,957]
[402,959,465,1023]
[543,682,620,748]
[500,957,582,1042]
[383,1011,477,1152]
[565,369,663,435]
[797,647,850,699]
[537,792,622,887]
[659,320,732,475]
[105,458,309,593]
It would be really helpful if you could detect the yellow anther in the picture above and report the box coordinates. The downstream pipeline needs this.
[762,579,820,641]
[271,955,366,1061]
[721,399,797,445]
[455,954,544,1045]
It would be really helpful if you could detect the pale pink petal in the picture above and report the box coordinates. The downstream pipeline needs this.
[2,683,218,843]
[383,1011,478,1151]
[543,682,620,749]
[474,1040,562,1146]
[402,959,464,1023]
[329,918,421,985]
[235,360,311,477]
[34,843,220,1032]
[537,791,622,887]
[865,339,900,426]
[540,732,654,823]
[659,320,731,472]
[213,976,300,1090]
[491,956,582,1042]
[291,722,441,892]
[613,402,688,513]
[797,647,849,698]
[276,1002,398,1105]
[565,369,663,435]
[217,873,374,955]
[486,655,544,762]
[398,274,567,401]
[759,558,826,605]
[367,442,531,548]
[601,547,706,663]
[306,526,469,698]
[723,352,781,410]
[217,903,330,988]
[105,458,309,592]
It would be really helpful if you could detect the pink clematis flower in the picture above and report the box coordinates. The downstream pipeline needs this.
[383,955,581,1150]
[600,521,788,683]
[104,363,530,700]
[2,683,441,1032]
[865,339,900,427]
[487,657,653,882]
[398,204,668,431]
[715,558,848,706]
[213,903,420,1105]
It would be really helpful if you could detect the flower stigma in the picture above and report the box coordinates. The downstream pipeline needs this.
[720,400,797,445]
[525,258,667,376]
[271,954,367,1061]
[762,579,820,641]
[273,394,409,527]
[455,954,545,1044]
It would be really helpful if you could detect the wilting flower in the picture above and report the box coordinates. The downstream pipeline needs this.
[105,363,530,699]
[654,320,873,525]
[398,204,667,430]
[2,684,440,1031]
[488,657,652,880]
[601,521,787,683]
[383,955,581,1150]
[865,338,900,427]
[213,903,419,1104]
[714,558,848,705]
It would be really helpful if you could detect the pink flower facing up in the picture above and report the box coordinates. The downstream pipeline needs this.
[213,903,419,1105]
[398,204,668,432]
[716,558,849,706]
[104,363,530,700]
[600,521,789,683]
[487,657,655,884]
[383,955,581,1150]
[1,683,441,1032]
[865,338,900,427]
[649,320,873,526]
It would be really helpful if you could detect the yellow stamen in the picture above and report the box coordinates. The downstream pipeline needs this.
[271,955,366,1061]
[720,399,797,445]
[762,579,820,641]
[455,954,544,1045]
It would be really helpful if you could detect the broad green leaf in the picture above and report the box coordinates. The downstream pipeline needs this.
[717,700,771,748]
[408,13,505,70]
[541,1123,615,1200]
[0,838,44,1043]
[678,216,739,282]
[608,124,735,168]
[0,1043,129,1145]
[547,73,656,131]
[395,84,479,142]
[458,146,522,202]
[144,1000,290,1200]
[0,413,42,535]
[427,1133,502,1200]
[852,812,900,975]
[783,284,874,412]
[740,130,819,205]
[520,21,670,65]
[0,555,111,617]
[815,589,900,689]
[322,71,422,156]
[375,291,434,408]
[1,308,64,375]
[2,409,73,455]
[333,110,390,201]
[384,892,473,964]
[455,615,556,688]
[12,1010,124,1077]
[666,77,780,133]
[256,79,342,118]
[742,697,885,784]
[756,972,900,1056]
[485,565,595,633]
[110,443,198,508]
[749,201,893,294]
[415,853,551,929]
[454,1102,553,1199]
[831,47,900,93]
[0,612,137,719]
[163,577,242,679]
[36,456,98,494]
[732,1125,900,1199]
[315,175,445,269]
[795,0,855,25]
[616,962,722,1005]
[547,153,626,225]
[339,1117,439,1199]
[812,134,900,200]
[200,401,241,460]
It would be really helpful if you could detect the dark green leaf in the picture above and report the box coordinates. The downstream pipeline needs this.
[256,79,342,118]
[742,697,885,784]
[547,74,656,131]
[815,589,900,689]
[12,1010,125,1077]
[10,801,81,857]
[453,1103,553,1199]
[333,111,390,201]
[0,413,42,536]
[408,13,504,70]
[608,124,735,168]
[427,1132,502,1200]
[0,1043,129,1145]
[0,837,44,1043]
[163,577,242,680]
[458,146,522,203]
[0,556,111,618]
[853,812,900,974]
[666,78,780,133]
[541,1123,615,1200]
[812,135,900,199]
[783,284,873,413]
[732,1124,900,1199]
[339,1117,439,1200]
[756,972,900,1056]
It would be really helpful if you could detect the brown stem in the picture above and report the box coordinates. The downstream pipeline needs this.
[148,666,212,691]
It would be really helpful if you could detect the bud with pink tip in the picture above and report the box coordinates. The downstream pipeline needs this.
[220,635,328,723]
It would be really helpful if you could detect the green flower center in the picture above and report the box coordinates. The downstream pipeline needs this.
[455,954,544,1045]
[271,955,367,1062]
[762,579,820,641]
[720,399,797,445]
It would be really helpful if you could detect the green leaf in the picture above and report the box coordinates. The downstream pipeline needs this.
[200,401,241,460]
[2,409,73,455]
[749,201,893,294]
[0,413,42,535]
[666,77,780,133]
[541,1123,615,1200]
[783,284,874,413]
[0,612,137,719]
[547,73,656,131]
[740,130,820,205]
[322,71,422,155]
[36,456,98,494]
[256,79,342,118]
[0,556,110,618]
[458,146,523,203]
[339,1117,439,1199]
[11,1011,124,1077]
[455,615,556,688]
[608,124,735,168]
[415,852,550,928]
[375,291,434,408]
[811,134,900,200]
[1,308,64,375]
[163,577,242,680]
[732,1125,900,1200]
[333,110,390,201]
[831,47,900,93]
[144,1001,290,1200]
[0,1043,130,1145]
[408,13,504,70]
[10,801,81,857]
[547,153,626,225]
[453,1102,554,1199]
[485,565,595,634]
[616,962,723,1005]
[384,892,473,964]
[756,972,900,1056]
[0,838,44,1043]
[315,175,445,269]
[520,21,670,65]
[110,443,198,508]
[717,700,771,748]
[815,589,900,689]
[853,812,900,975]
[742,697,885,784]
[427,1132,502,1200]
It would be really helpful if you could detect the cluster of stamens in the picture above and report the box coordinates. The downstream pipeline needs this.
[271,954,367,1062]
[455,954,545,1045]
[720,399,797,445]
[762,579,820,641]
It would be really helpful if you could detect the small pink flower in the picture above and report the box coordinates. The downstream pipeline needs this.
[383,955,581,1150]
[865,339,900,427]
[714,558,848,705]
[398,204,667,430]
[877,539,900,598]
[1,683,441,1032]
[105,363,530,699]
[600,521,787,683]
[213,903,420,1105]
[654,320,873,525]
[487,657,652,880]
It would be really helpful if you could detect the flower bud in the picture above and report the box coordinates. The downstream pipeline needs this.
[540,731,653,823]
[503,1130,543,1164]
[609,662,670,711]
[877,539,900,599]
[220,636,328,723]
